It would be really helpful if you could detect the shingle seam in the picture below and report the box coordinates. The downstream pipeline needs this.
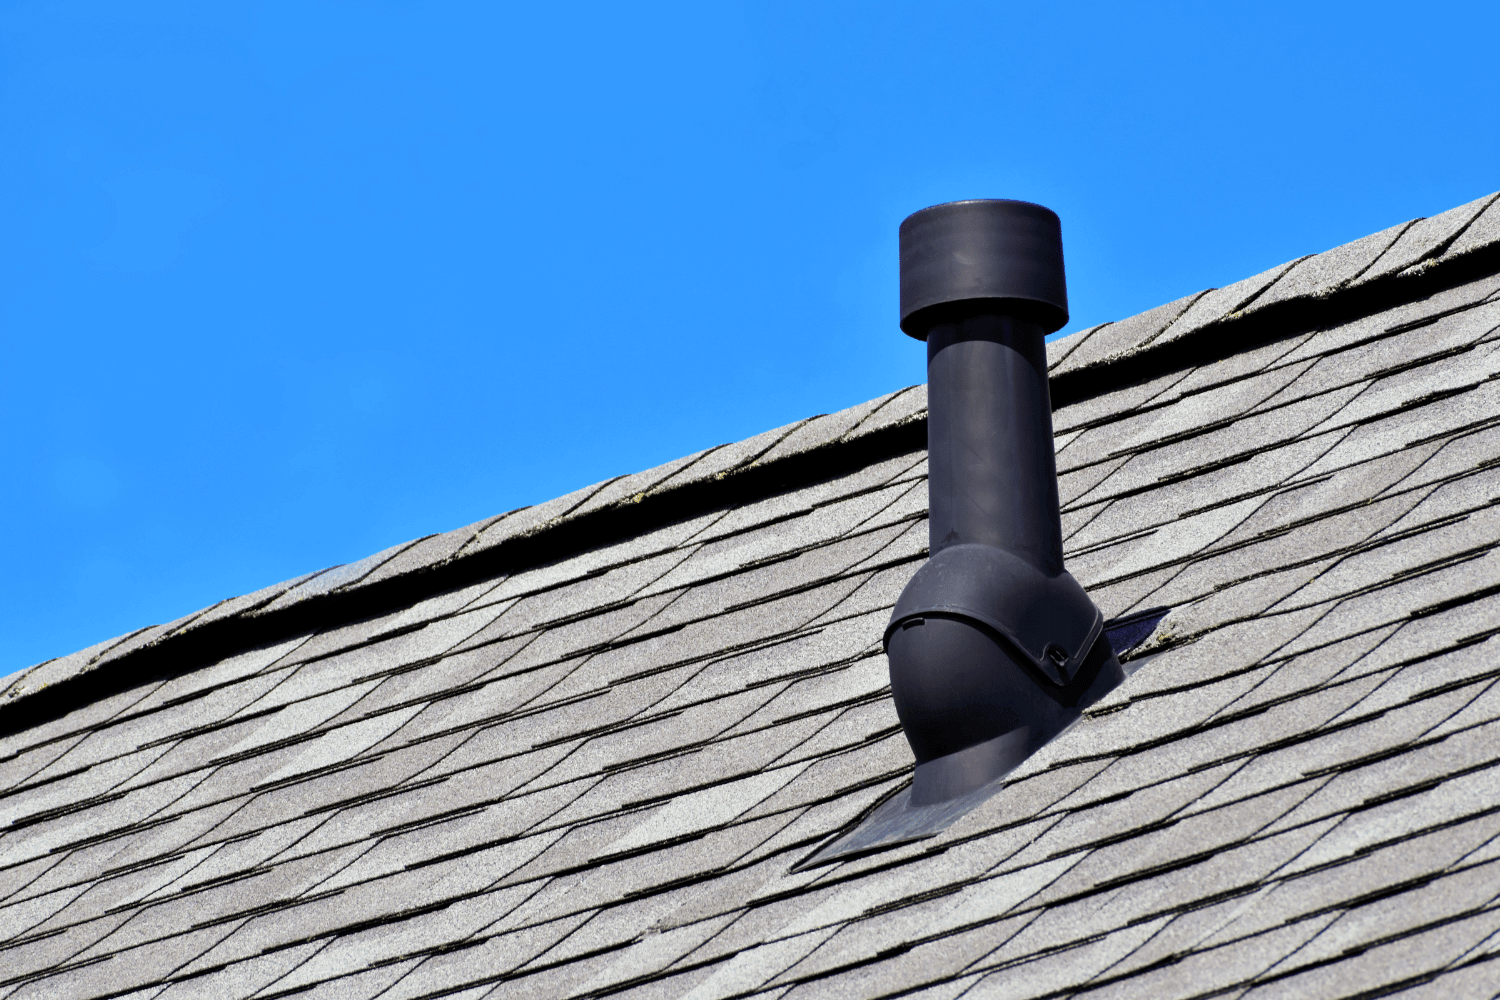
[1270,542,1498,618]
[1421,192,1500,263]
[604,716,898,807]
[1187,709,1499,843]
[1107,486,1429,602]
[655,513,924,600]
[1229,897,1500,997]
[839,387,921,442]
[1075,368,1374,482]
[1061,424,1354,517]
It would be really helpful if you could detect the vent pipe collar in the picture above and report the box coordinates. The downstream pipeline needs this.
[887,199,1122,808]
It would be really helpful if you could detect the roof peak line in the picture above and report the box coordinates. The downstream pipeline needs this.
[0,397,927,742]
[1045,190,1500,408]
[8,189,1500,742]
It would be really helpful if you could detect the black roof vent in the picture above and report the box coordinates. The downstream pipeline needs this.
[798,199,1126,870]
[888,198,1123,808]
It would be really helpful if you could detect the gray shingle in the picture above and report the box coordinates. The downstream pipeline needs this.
[1051,367,1197,436]
[1051,292,1209,376]
[1151,257,1308,348]
[1250,221,1417,312]
[1077,914,1339,1000]
[1045,325,1103,371]
[844,385,926,443]
[1240,906,1500,1000]
[1438,191,1500,263]
[1353,192,1500,287]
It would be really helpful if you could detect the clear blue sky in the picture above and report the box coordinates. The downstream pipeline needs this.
[4,0,1498,677]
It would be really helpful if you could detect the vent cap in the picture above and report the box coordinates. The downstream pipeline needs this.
[899,199,1069,338]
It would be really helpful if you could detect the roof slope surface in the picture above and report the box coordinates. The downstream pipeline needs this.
[5,191,1500,1000]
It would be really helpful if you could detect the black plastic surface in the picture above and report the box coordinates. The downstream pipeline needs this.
[899,199,1069,338]
[885,199,1120,808]
[884,544,1101,684]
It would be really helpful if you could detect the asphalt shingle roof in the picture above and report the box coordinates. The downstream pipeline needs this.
[6,189,1500,1000]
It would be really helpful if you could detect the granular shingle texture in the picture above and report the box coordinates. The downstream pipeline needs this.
[6,191,1500,1000]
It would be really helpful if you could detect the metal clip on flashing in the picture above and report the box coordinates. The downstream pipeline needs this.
[887,200,1125,808]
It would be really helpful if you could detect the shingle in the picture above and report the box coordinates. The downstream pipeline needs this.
[1186,682,1484,821]
[651,420,812,494]
[466,546,694,625]
[1080,359,1314,469]
[1278,271,1500,372]
[670,926,840,1000]
[1051,367,1197,436]
[781,918,1031,1000]
[1305,380,1500,482]
[755,397,898,467]
[460,479,620,559]
[1387,959,1500,1000]
[5,922,239,1000]
[294,959,423,1000]
[575,913,740,998]
[173,571,323,634]
[154,941,327,1000]
[1353,193,1500,287]
[1057,456,1130,510]
[1070,495,1266,590]
[2,766,214,870]
[356,517,509,591]
[1219,446,1441,552]
[1045,325,1103,371]
[1240,906,1500,1000]
[1378,467,1500,542]
[1385,429,1500,501]
[1439,191,1500,263]
[1153,334,1319,412]
[969,916,1172,998]
[1158,488,1431,614]
[1301,301,1500,405]
[370,910,595,1000]
[1249,221,1417,312]
[843,385,927,443]
[255,540,420,614]
[1315,343,1500,437]
[1151,257,1308,348]
[1051,292,1210,376]
[1091,390,1363,511]
[1075,914,1339,1000]
[1117,607,1326,698]
[263,886,536,993]
[0,679,163,769]
[568,449,721,520]
[1209,625,1398,720]
[1281,860,1500,972]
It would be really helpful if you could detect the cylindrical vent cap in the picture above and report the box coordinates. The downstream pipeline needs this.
[899,199,1069,338]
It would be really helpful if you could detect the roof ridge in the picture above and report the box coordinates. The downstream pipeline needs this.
[7,189,1500,737]
[0,390,927,738]
[1044,189,1500,406]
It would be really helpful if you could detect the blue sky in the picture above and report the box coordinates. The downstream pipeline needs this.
[4,0,1498,677]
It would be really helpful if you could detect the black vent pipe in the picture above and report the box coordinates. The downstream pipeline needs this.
[886,200,1125,806]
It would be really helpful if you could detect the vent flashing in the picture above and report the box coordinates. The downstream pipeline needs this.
[796,610,1170,870]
